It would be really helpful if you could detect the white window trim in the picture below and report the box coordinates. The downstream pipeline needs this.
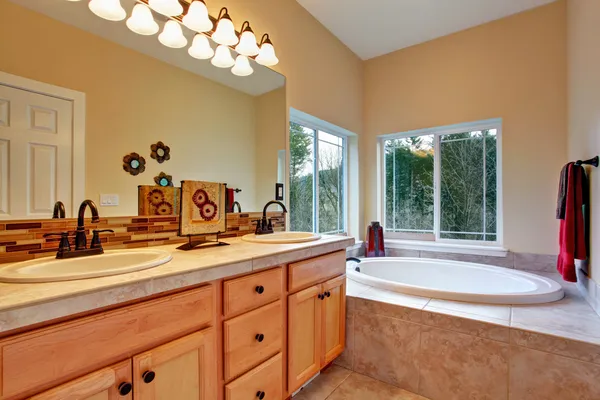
[378,118,504,248]
[289,108,350,235]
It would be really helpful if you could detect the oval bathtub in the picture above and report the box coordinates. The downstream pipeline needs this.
[347,257,564,304]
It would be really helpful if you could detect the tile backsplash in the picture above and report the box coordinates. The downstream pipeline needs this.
[0,212,285,264]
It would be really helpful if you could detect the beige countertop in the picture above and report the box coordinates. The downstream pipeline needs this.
[0,235,354,334]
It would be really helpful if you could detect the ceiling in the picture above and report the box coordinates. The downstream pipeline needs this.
[296,0,558,60]
[10,0,284,96]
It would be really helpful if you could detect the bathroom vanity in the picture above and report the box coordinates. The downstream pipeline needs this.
[0,236,353,400]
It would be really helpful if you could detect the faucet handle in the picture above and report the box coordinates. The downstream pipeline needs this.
[253,220,263,235]
[44,232,73,255]
[91,229,114,249]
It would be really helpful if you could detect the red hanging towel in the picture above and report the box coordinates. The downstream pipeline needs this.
[226,188,235,213]
[557,164,587,282]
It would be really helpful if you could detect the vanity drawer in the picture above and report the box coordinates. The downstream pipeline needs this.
[0,286,213,400]
[224,300,282,381]
[225,353,283,400]
[288,251,345,293]
[223,267,282,318]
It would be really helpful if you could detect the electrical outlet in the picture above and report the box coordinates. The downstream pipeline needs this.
[100,194,119,206]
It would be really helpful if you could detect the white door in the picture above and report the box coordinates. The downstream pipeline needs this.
[0,84,73,219]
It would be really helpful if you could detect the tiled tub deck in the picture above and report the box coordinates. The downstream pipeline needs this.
[337,273,600,400]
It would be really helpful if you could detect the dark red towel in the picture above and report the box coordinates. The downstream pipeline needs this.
[557,164,587,282]
[226,188,235,213]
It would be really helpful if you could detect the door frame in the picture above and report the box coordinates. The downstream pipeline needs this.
[0,70,86,217]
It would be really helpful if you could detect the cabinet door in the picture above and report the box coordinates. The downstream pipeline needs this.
[132,328,217,400]
[288,284,322,394]
[322,275,346,365]
[29,360,132,400]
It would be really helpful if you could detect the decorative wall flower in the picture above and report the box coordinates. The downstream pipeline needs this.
[154,172,173,187]
[150,141,171,164]
[123,153,146,176]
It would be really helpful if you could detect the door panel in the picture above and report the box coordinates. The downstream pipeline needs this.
[132,328,217,400]
[0,84,73,218]
[288,284,322,394]
[322,275,346,365]
[29,360,132,400]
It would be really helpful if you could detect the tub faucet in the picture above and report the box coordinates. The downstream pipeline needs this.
[52,201,66,219]
[75,199,100,250]
[255,200,287,235]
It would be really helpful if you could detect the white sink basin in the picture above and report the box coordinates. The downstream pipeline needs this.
[0,249,172,283]
[242,232,322,244]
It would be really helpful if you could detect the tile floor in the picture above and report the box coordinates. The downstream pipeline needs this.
[293,365,429,400]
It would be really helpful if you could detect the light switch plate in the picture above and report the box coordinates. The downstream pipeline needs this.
[100,194,119,206]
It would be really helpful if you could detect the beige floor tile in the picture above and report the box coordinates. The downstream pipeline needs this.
[293,366,353,400]
[327,372,429,400]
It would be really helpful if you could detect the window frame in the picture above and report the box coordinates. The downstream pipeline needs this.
[379,118,503,247]
[289,113,349,235]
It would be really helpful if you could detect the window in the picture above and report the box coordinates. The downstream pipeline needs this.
[289,121,347,234]
[382,120,501,244]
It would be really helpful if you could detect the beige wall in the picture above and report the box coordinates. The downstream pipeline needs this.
[363,1,568,254]
[568,0,600,281]
[0,0,269,216]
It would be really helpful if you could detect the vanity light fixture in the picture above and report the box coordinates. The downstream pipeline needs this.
[211,44,235,68]
[235,21,260,57]
[256,34,279,66]
[231,55,253,76]
[188,34,215,59]
[211,8,239,46]
[159,20,188,48]
[182,0,213,33]
[148,0,183,17]
[88,0,126,21]
[126,3,159,35]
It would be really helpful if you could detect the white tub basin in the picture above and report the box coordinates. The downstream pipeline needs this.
[242,232,321,244]
[0,249,172,283]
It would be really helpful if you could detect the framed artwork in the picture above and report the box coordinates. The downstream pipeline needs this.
[179,180,227,237]
[138,185,180,216]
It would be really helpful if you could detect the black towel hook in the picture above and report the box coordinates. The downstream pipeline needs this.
[575,156,599,168]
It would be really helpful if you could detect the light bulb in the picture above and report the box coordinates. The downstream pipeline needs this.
[211,9,238,46]
[158,20,187,48]
[126,4,159,35]
[256,39,279,66]
[89,0,126,21]
[211,45,235,68]
[148,0,183,17]
[188,34,214,59]
[235,25,260,57]
[232,55,253,77]
[182,1,213,33]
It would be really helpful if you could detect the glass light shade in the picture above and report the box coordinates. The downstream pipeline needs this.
[148,0,183,17]
[231,55,253,77]
[188,34,214,59]
[158,20,188,48]
[211,16,238,46]
[126,4,159,35]
[235,30,260,57]
[211,45,235,68]
[88,0,126,21]
[182,1,213,33]
[256,42,279,66]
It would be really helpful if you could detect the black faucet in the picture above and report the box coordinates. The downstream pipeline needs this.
[255,200,287,235]
[52,201,66,219]
[44,200,113,259]
[231,201,242,213]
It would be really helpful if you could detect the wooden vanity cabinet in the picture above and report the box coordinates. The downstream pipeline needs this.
[288,274,346,394]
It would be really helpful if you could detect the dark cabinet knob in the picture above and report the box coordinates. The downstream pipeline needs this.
[142,370,155,384]
[118,382,132,396]
[318,294,323,300]
[325,291,331,297]
[255,285,265,294]
[256,391,266,399]
[255,333,265,342]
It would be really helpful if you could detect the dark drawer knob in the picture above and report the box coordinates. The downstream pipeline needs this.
[255,333,265,342]
[256,391,266,399]
[118,382,132,396]
[325,291,331,297]
[318,294,324,300]
[142,370,155,384]
[255,285,265,294]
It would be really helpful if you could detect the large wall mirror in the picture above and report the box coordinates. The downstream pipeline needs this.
[0,0,286,219]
